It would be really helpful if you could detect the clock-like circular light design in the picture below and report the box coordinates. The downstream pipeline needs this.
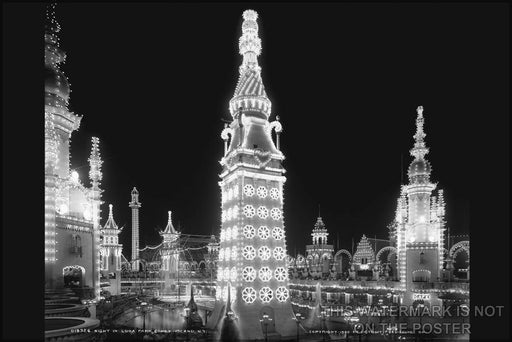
[257,186,268,198]
[242,287,257,303]
[271,227,284,240]
[243,225,256,239]
[242,246,256,260]
[270,208,282,220]
[258,246,271,260]
[258,266,272,282]
[275,286,289,302]
[259,287,273,303]
[243,205,255,218]
[242,266,256,282]
[274,267,288,281]
[243,184,255,197]
[258,226,270,239]
[257,206,269,219]
[273,247,285,260]
[270,188,279,200]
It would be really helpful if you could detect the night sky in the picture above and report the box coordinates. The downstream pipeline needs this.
[53,3,507,258]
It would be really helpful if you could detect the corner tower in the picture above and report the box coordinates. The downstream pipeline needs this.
[160,211,181,291]
[215,10,295,339]
[100,204,123,295]
[129,187,142,271]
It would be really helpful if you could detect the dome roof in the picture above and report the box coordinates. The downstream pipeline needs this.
[45,66,70,102]
[408,159,432,178]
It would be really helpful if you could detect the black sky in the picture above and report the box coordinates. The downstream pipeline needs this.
[53,3,507,257]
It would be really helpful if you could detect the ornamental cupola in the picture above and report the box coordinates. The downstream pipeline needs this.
[160,211,180,244]
[229,10,271,119]
[45,3,71,109]
[353,235,375,266]
[101,204,122,245]
[311,215,328,245]
[221,10,283,167]
[408,106,432,184]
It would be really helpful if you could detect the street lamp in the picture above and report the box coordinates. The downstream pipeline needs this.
[136,301,150,331]
[259,313,273,342]
[292,312,304,341]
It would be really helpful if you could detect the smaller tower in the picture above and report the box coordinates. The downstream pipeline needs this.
[129,187,141,271]
[306,211,334,275]
[100,204,123,295]
[160,211,180,292]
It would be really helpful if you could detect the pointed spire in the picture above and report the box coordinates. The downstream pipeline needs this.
[410,106,429,160]
[45,3,61,41]
[229,10,272,118]
[162,211,178,234]
[88,137,103,185]
[103,204,120,230]
[225,284,232,316]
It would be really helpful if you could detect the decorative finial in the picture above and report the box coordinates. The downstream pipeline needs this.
[168,211,172,224]
[239,9,262,74]
[109,204,114,218]
[88,137,103,184]
[410,105,429,160]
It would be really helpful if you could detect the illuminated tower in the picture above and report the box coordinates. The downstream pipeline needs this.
[100,204,123,295]
[129,187,141,271]
[44,2,82,283]
[306,214,334,274]
[215,9,295,339]
[160,211,180,291]
[396,106,446,305]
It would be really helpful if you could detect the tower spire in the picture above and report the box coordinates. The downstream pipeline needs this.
[410,106,429,160]
[229,10,272,118]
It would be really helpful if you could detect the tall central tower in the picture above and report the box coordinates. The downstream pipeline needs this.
[129,187,141,271]
[396,106,446,305]
[215,9,295,339]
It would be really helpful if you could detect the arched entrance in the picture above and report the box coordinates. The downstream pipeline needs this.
[63,265,85,288]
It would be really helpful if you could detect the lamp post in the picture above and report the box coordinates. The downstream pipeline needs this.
[292,312,304,341]
[136,301,150,331]
[259,313,272,342]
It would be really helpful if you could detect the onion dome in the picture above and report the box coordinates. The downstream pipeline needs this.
[229,10,272,119]
[45,3,70,107]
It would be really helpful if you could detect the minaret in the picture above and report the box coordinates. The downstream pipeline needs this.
[307,211,334,274]
[100,204,123,295]
[215,10,295,339]
[160,211,180,291]
[129,187,141,271]
[88,136,103,300]
[396,106,446,305]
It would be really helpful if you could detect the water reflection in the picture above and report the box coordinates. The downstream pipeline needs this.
[116,306,208,330]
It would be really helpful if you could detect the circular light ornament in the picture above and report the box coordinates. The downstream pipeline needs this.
[232,226,239,240]
[258,246,271,260]
[257,186,268,198]
[270,188,279,200]
[270,208,282,220]
[230,267,237,282]
[273,247,285,260]
[258,226,270,239]
[243,225,256,239]
[242,246,256,260]
[274,267,288,281]
[58,203,69,215]
[243,205,255,218]
[225,247,231,261]
[231,246,238,260]
[259,267,272,282]
[242,287,257,303]
[243,184,255,197]
[242,266,256,282]
[259,287,273,303]
[271,227,284,240]
[275,286,289,302]
[257,206,269,219]
[225,227,232,241]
